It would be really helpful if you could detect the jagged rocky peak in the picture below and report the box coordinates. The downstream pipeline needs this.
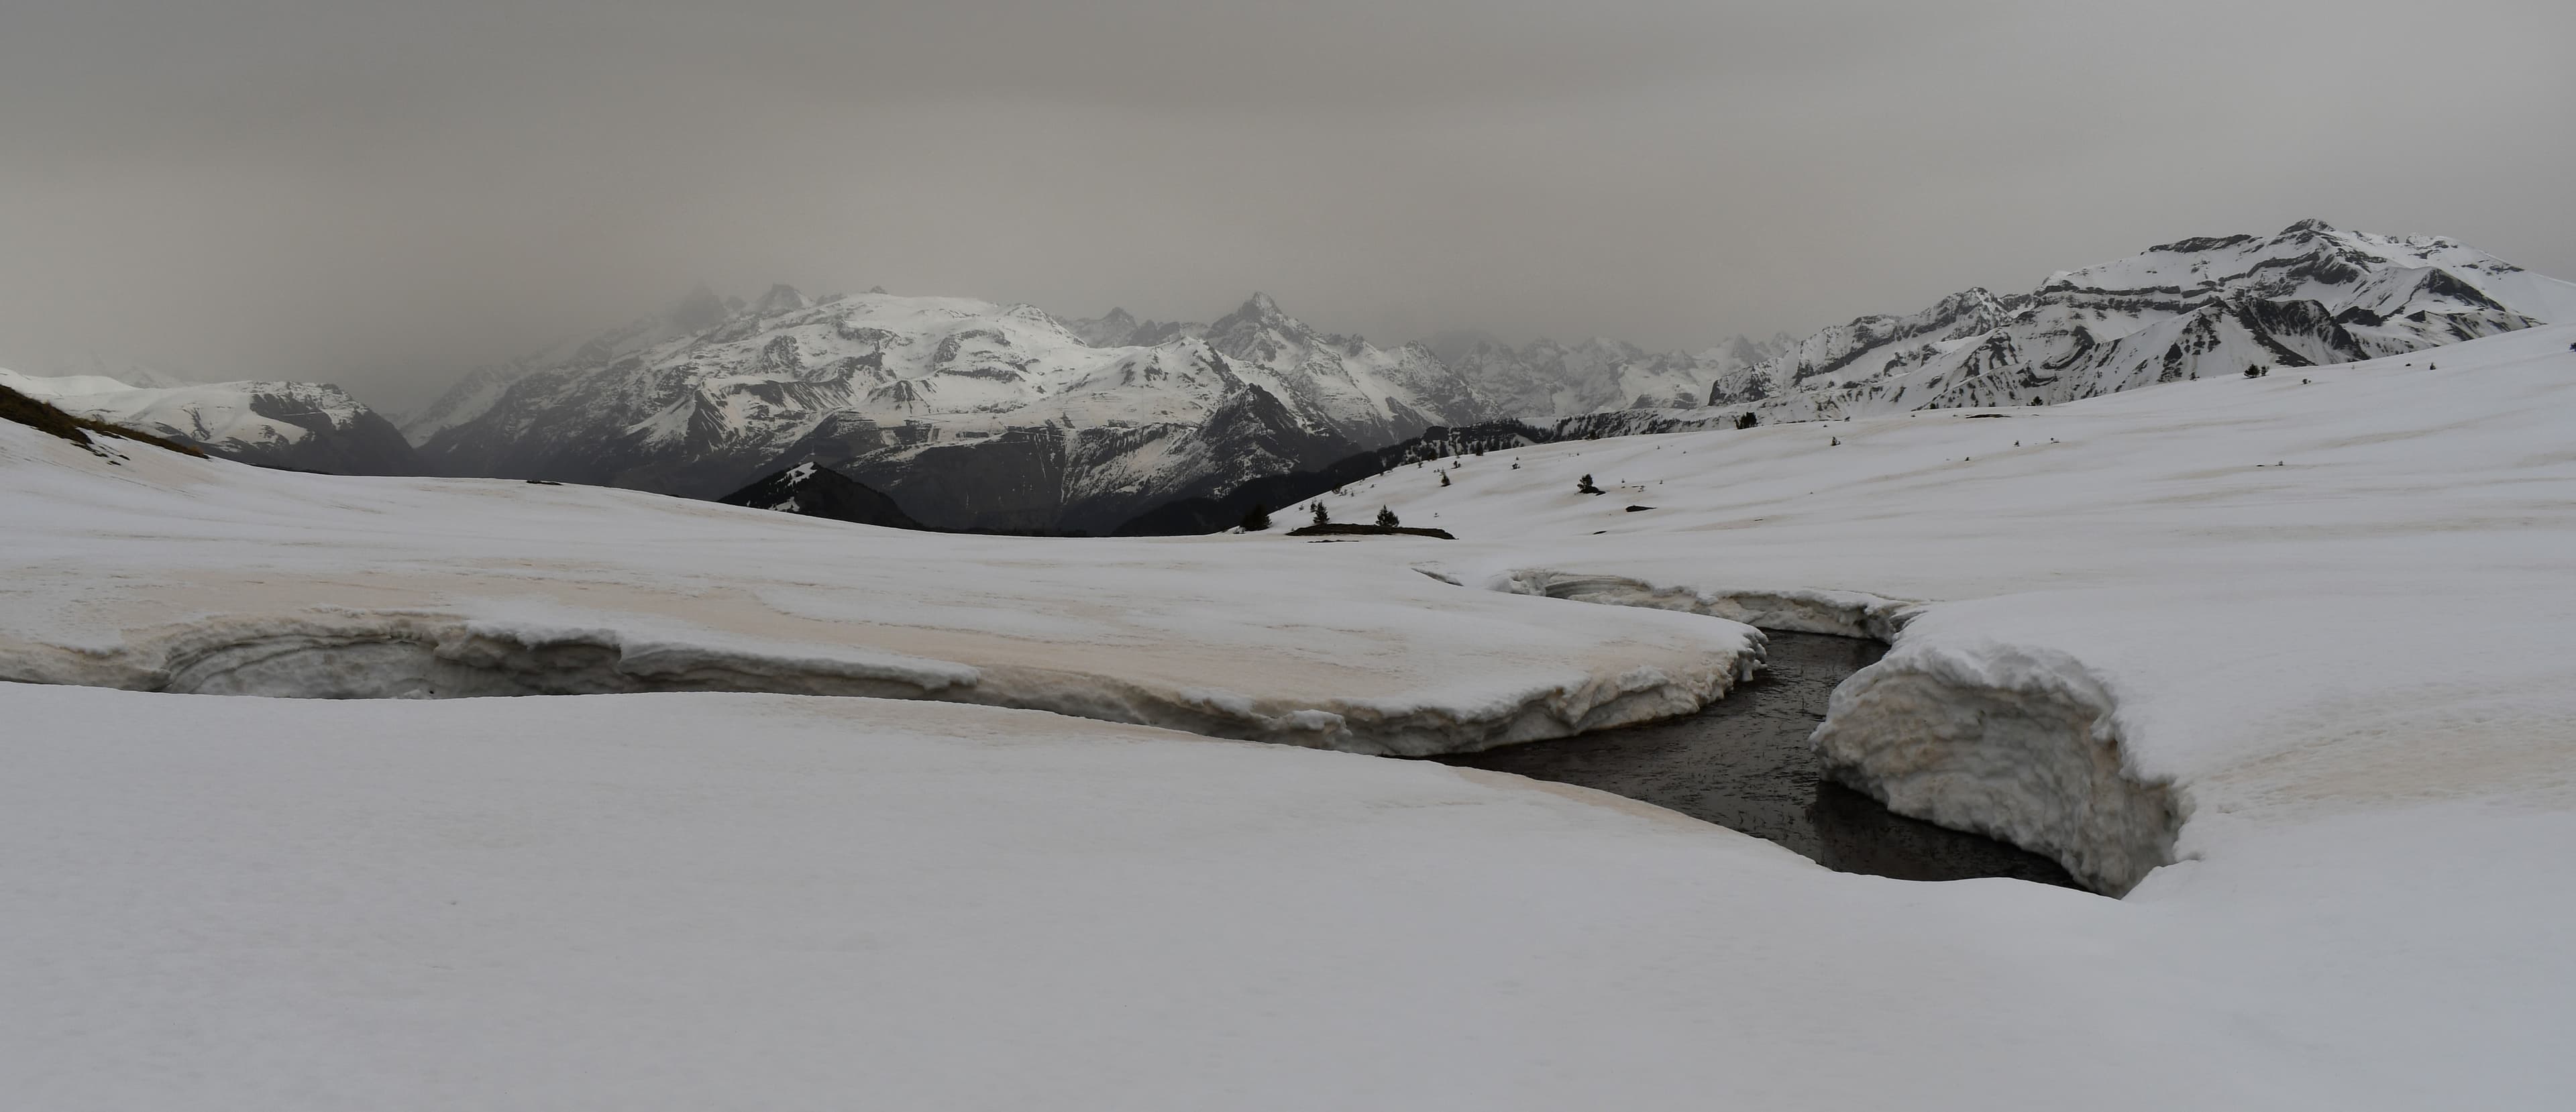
[1069,307,1140,347]
[749,284,809,317]
[1067,306,1204,349]
[1203,293,1311,362]
[1210,292,1302,336]
[1721,334,1781,366]
[1238,290,1287,319]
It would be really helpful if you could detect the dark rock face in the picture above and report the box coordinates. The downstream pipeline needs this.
[1116,420,1548,537]
[842,426,1074,533]
[717,463,924,530]
[843,383,1366,535]
[225,392,425,476]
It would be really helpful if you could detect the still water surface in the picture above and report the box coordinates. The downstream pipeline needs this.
[1430,632,2081,889]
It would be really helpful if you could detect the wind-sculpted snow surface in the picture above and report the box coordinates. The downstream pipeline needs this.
[0,419,1755,756]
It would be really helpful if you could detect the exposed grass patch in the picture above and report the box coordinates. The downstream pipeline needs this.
[0,384,207,457]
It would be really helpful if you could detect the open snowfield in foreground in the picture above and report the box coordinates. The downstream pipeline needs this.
[2,327,2571,1107]
[8,685,2565,1111]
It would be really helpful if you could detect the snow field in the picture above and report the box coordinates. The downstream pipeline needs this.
[1256,326,2576,1092]
[3,325,2574,1105]
[11,684,2540,1111]
[1281,325,2576,852]
[0,418,1758,755]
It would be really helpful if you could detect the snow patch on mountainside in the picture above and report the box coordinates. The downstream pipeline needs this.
[0,368,421,475]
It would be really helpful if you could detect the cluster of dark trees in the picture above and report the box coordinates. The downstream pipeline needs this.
[1118,420,1554,536]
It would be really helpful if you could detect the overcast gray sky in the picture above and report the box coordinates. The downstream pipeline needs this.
[3,0,2570,411]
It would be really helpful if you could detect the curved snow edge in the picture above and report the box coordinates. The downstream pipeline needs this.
[1811,641,2184,895]
[1485,569,2182,895]
[1490,569,1921,641]
[0,611,1750,758]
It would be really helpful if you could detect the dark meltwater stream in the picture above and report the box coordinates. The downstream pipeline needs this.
[1430,632,2082,889]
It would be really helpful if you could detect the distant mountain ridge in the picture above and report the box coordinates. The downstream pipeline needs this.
[1701,219,2576,419]
[398,219,2572,531]
[407,288,1472,532]
[1439,333,1794,420]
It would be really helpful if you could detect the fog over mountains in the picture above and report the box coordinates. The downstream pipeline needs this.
[9,220,2569,532]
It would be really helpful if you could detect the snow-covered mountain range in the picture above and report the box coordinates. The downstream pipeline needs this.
[0,368,419,475]
[1699,219,2576,420]
[403,280,1813,531]
[407,288,1495,532]
[91,218,2552,529]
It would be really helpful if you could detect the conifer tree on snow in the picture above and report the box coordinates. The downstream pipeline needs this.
[1311,502,1330,526]
[1377,506,1399,528]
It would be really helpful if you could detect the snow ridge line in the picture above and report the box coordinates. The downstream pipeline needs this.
[1489,570,1919,641]
[1487,569,2182,895]
[0,610,1747,758]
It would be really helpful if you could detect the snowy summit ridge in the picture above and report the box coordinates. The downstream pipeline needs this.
[411,288,1485,532]
[406,221,2569,529]
[1697,219,2576,420]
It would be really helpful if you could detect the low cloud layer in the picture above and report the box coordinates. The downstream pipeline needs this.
[4,0,2570,410]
